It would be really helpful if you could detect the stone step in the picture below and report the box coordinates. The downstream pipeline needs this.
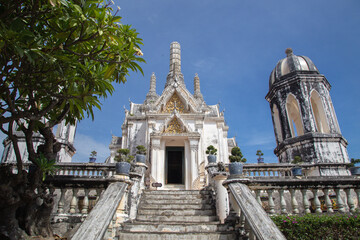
[143,193,210,201]
[144,190,211,195]
[137,208,216,216]
[122,222,231,233]
[140,198,211,205]
[136,214,217,223]
[139,203,213,210]
[118,232,237,240]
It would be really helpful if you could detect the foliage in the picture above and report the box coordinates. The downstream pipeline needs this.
[206,145,217,155]
[256,150,264,157]
[33,153,58,181]
[114,148,133,163]
[0,1,143,238]
[90,150,97,158]
[229,146,247,163]
[136,145,147,155]
[349,158,360,168]
[291,156,303,165]
[271,214,360,240]
[0,0,144,168]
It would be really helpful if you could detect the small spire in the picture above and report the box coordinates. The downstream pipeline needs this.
[145,73,159,104]
[193,73,203,101]
[285,48,293,57]
[165,42,184,88]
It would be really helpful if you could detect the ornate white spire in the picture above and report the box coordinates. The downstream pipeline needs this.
[165,42,184,88]
[193,73,203,101]
[145,72,159,104]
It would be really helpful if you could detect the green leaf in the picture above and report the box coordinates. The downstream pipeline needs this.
[104,63,116,79]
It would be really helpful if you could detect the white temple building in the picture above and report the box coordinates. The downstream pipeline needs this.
[108,42,236,190]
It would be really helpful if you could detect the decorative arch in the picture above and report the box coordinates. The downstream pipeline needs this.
[272,104,283,142]
[161,114,191,134]
[286,94,304,137]
[310,90,330,133]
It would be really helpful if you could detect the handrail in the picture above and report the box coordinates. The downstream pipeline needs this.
[225,182,286,240]
[71,182,127,240]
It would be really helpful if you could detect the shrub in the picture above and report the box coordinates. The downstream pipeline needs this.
[271,214,360,240]
[206,145,217,155]
[229,146,247,163]
[136,145,147,155]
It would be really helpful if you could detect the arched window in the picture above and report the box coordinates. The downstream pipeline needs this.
[286,94,304,137]
[310,91,330,133]
[272,104,283,142]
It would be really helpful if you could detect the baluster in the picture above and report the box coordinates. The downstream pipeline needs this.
[255,189,262,206]
[244,218,250,238]
[81,188,90,214]
[345,188,356,213]
[301,189,311,214]
[57,188,67,213]
[355,188,360,210]
[238,210,246,236]
[290,189,299,214]
[323,188,334,213]
[96,188,102,202]
[312,189,322,213]
[267,189,275,214]
[335,188,346,213]
[279,189,287,214]
[70,188,79,214]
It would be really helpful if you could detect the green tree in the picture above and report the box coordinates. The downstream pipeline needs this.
[0,0,144,238]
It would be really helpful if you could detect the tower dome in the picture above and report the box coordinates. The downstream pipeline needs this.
[269,48,319,88]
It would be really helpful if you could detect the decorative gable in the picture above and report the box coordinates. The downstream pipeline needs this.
[162,93,188,114]
[163,117,186,134]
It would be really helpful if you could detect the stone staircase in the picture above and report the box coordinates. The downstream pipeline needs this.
[117,189,237,240]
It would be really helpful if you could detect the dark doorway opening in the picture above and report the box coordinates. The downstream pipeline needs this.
[166,147,184,184]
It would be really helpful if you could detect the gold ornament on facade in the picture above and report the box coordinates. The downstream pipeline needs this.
[162,93,187,113]
[163,118,184,133]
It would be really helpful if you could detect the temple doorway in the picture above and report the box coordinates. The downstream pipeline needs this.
[165,147,184,184]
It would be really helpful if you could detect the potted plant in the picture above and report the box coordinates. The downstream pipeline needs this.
[206,145,217,163]
[349,158,360,175]
[89,150,97,163]
[135,145,147,163]
[256,150,264,164]
[229,146,247,175]
[114,148,134,175]
[291,156,303,176]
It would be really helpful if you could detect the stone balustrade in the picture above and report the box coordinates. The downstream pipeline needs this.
[226,177,360,215]
[241,162,349,177]
[225,182,286,240]
[54,162,116,177]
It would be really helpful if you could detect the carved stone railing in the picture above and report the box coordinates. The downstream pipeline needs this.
[224,181,287,240]
[230,177,360,215]
[54,162,116,177]
[241,162,349,177]
[71,181,129,240]
[207,163,286,239]
[45,162,148,239]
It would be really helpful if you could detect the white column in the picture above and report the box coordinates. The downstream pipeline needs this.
[184,140,191,190]
[213,174,229,224]
[151,137,161,186]
[158,140,165,186]
[189,138,199,190]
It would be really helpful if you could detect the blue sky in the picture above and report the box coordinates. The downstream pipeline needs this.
[1,0,359,163]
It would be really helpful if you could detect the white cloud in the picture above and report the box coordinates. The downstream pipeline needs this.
[193,57,218,71]
[72,133,110,163]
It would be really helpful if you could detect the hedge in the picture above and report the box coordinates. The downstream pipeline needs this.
[271,214,360,240]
